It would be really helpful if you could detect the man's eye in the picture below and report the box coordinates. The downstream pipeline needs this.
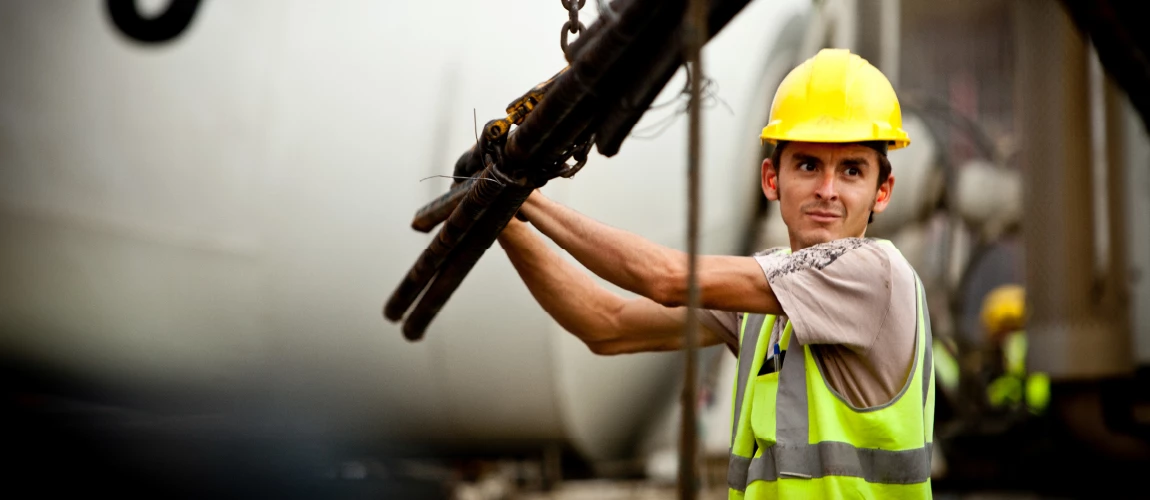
[799,162,816,172]
[846,167,861,176]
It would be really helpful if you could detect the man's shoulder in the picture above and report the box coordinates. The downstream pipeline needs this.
[752,247,790,258]
[756,237,895,282]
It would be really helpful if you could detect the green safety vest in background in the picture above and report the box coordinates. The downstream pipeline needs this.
[727,241,935,499]
[933,338,960,396]
[986,330,1050,415]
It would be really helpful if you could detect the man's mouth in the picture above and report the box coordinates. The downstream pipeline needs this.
[805,210,842,223]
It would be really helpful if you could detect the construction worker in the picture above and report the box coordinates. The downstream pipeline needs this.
[497,48,932,498]
[980,284,1050,415]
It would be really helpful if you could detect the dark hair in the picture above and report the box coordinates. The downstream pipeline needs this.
[769,141,892,224]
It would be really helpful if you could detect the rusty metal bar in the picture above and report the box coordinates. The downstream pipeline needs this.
[410,0,668,233]
[597,0,755,157]
[384,159,507,323]
[386,0,756,337]
[411,174,477,233]
[410,64,564,233]
[403,170,534,340]
[504,0,683,172]
[397,13,674,336]
[388,0,678,331]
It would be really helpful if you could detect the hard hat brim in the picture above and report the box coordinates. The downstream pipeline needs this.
[761,120,911,151]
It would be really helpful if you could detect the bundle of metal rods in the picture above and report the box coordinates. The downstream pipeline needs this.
[383,0,753,341]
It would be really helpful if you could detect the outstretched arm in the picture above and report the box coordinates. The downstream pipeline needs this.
[497,218,733,355]
[518,191,783,315]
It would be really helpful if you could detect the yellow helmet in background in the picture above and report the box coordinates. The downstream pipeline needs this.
[981,284,1027,340]
[761,48,910,150]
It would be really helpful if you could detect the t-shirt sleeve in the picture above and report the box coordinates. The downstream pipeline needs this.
[699,308,739,356]
[752,238,893,351]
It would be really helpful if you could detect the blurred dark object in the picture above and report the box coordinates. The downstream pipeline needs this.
[105,0,202,44]
[934,372,1150,499]
[1059,0,1150,133]
[0,357,449,499]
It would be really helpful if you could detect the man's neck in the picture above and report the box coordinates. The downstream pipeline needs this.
[787,230,868,252]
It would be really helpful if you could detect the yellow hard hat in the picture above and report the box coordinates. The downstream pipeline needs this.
[980,284,1026,339]
[761,48,910,150]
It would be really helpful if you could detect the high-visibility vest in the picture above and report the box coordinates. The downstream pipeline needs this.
[727,241,935,499]
[987,330,1050,415]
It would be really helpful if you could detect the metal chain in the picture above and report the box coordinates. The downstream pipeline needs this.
[557,134,594,178]
[560,0,586,59]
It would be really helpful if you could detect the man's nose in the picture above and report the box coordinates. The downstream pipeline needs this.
[814,171,838,200]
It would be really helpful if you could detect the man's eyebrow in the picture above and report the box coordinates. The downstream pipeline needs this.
[791,153,822,166]
[839,157,871,168]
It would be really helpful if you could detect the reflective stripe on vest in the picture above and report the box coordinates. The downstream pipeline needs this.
[727,241,934,495]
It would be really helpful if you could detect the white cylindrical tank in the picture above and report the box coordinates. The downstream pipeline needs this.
[0,0,812,463]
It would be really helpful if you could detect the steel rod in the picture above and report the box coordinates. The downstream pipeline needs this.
[505,0,683,170]
[679,0,706,496]
[411,174,477,233]
[383,161,506,322]
[386,0,756,337]
[596,0,753,157]
[402,170,535,340]
[389,0,677,327]
[410,145,485,232]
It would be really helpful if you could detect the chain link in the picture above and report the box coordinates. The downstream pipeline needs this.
[558,134,594,178]
[560,0,586,59]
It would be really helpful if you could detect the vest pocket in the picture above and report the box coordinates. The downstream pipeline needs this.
[750,372,780,447]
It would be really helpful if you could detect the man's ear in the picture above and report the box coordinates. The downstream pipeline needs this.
[762,158,779,201]
[872,173,895,213]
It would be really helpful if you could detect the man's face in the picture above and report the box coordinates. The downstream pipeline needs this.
[761,142,894,250]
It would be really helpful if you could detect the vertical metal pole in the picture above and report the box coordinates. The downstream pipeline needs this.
[832,0,859,53]
[1103,67,1134,364]
[1014,0,1131,378]
[680,0,706,498]
[1015,0,1091,379]
[878,0,900,88]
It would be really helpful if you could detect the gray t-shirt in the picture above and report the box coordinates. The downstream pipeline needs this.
[700,238,919,409]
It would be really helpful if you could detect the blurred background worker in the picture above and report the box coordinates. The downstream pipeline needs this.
[981,284,1050,416]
